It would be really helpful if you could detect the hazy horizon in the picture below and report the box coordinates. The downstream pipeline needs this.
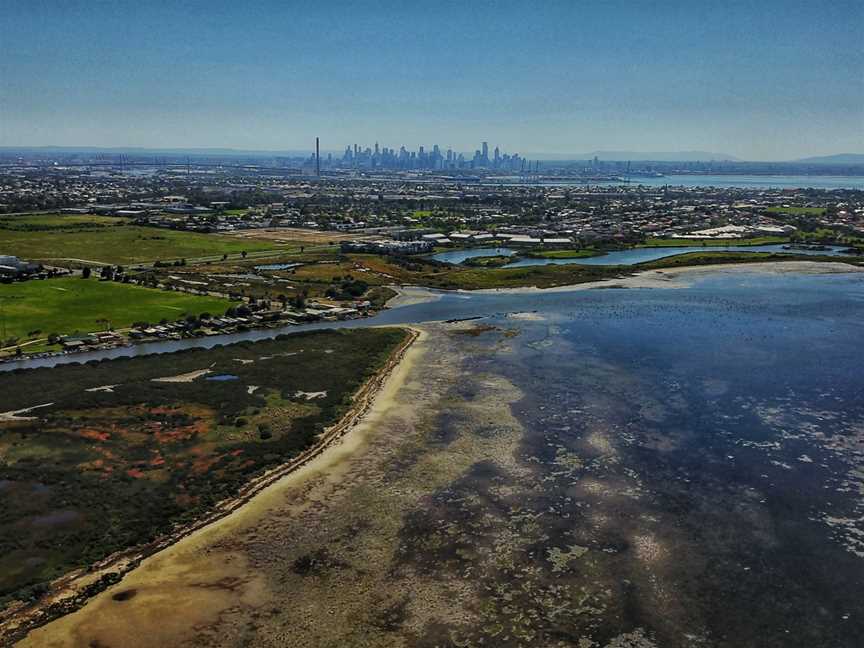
[3,145,864,165]
[1,1,862,160]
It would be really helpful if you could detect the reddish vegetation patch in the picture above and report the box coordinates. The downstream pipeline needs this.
[126,468,146,479]
[191,454,222,474]
[78,428,111,442]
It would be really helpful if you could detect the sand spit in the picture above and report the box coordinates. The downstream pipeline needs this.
[3,329,421,647]
[385,284,445,307]
[0,403,54,422]
[294,390,327,400]
[382,261,863,309]
[84,385,117,393]
[151,368,212,383]
[465,260,863,296]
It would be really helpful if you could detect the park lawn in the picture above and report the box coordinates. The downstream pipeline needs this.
[0,277,234,343]
[765,206,827,216]
[639,236,789,247]
[0,220,282,265]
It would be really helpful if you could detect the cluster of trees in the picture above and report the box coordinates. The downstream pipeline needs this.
[325,277,368,300]
[80,265,131,282]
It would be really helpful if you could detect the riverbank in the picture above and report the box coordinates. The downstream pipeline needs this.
[0,327,420,646]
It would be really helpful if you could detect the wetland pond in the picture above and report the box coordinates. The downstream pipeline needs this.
[431,244,849,267]
[21,266,864,648]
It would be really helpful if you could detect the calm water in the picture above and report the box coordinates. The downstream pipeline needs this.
[430,247,517,264]
[431,244,849,267]
[514,174,864,190]
[415,270,864,646]
[254,262,302,271]
[5,269,864,645]
[507,244,848,267]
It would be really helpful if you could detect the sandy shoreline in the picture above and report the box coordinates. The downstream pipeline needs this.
[2,327,423,646]
[6,260,863,645]
[387,260,863,306]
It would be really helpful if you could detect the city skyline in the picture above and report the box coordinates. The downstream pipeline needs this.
[1,1,862,160]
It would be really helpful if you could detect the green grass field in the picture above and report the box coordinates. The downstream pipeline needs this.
[0,214,283,264]
[0,278,234,344]
[0,214,126,229]
[639,236,788,247]
[765,207,827,216]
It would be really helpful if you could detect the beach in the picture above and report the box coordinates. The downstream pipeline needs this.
[12,262,864,647]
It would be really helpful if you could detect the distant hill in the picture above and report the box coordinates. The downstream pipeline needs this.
[792,154,864,165]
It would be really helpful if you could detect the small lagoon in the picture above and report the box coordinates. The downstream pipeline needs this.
[432,244,849,267]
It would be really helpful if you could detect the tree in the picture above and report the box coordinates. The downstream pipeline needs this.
[241,251,248,259]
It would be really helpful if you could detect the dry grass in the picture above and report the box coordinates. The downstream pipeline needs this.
[227,228,367,244]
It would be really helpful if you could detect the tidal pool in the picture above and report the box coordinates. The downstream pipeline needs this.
[16,266,864,648]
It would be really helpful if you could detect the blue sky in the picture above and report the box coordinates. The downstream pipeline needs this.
[1,0,862,159]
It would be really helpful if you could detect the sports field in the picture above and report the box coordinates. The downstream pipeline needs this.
[0,277,233,344]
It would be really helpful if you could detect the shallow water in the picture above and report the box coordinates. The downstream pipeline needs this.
[507,243,849,266]
[18,268,864,647]
[384,271,864,645]
[253,262,302,271]
[431,244,849,267]
[431,247,517,264]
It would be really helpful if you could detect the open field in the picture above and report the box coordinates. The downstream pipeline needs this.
[0,278,233,343]
[0,214,283,265]
[0,327,410,610]
[227,227,363,245]
[639,235,789,247]
[0,215,126,229]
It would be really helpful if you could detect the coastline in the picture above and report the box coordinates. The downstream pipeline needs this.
[10,265,864,647]
[384,261,864,309]
[438,260,864,299]
[1,327,423,647]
